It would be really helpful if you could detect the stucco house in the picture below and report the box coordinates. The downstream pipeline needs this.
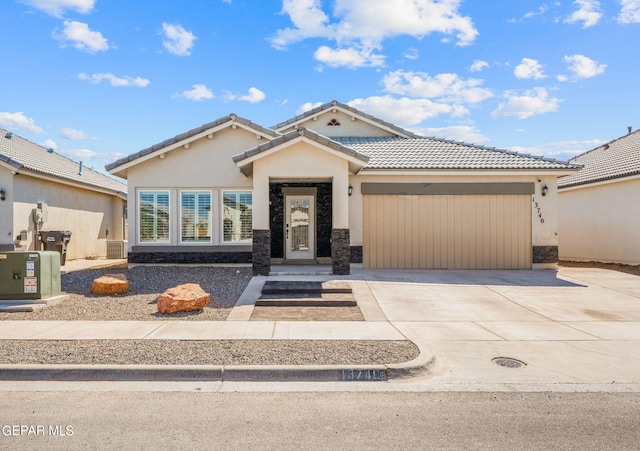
[0,129,127,262]
[106,100,579,275]
[558,128,640,265]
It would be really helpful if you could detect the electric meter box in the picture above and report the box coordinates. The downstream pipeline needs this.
[0,251,61,300]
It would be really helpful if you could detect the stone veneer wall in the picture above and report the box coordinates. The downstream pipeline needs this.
[269,182,332,259]
[252,229,271,275]
[128,251,251,264]
[350,246,363,263]
[331,229,350,275]
[532,245,559,264]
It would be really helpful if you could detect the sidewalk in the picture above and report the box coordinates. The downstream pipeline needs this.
[1,265,640,388]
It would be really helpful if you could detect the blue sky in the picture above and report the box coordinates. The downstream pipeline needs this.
[1,0,639,178]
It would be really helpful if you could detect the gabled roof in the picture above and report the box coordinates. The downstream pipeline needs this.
[106,114,278,175]
[272,100,419,139]
[558,129,640,189]
[233,128,370,176]
[0,128,126,196]
[333,136,581,171]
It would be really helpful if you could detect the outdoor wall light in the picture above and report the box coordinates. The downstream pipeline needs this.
[0,188,5,201]
[541,184,549,197]
[348,184,353,196]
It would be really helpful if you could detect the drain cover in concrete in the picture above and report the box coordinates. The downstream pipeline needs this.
[492,357,526,369]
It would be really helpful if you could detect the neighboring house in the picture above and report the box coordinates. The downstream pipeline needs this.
[558,129,640,265]
[106,100,579,275]
[0,129,127,261]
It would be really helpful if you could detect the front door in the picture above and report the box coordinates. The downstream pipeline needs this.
[285,194,315,260]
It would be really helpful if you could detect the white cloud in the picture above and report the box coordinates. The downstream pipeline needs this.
[509,138,607,161]
[176,84,214,101]
[414,125,489,143]
[382,70,493,105]
[41,138,58,150]
[0,112,44,134]
[470,59,489,72]
[19,0,95,18]
[60,127,96,140]
[54,20,109,53]
[239,87,266,103]
[619,0,640,23]
[562,54,607,79]
[59,148,99,160]
[347,96,462,126]
[161,23,196,56]
[403,48,419,60]
[508,5,549,23]
[271,0,478,68]
[314,45,385,68]
[565,0,602,28]
[491,87,561,119]
[78,73,150,87]
[514,58,546,79]
[296,102,324,115]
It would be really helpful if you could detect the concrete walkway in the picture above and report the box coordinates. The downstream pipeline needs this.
[2,264,640,388]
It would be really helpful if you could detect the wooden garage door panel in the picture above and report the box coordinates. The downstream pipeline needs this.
[363,194,531,269]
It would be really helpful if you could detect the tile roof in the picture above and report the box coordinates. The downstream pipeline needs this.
[558,129,640,188]
[332,136,580,171]
[106,114,278,172]
[271,100,419,138]
[1,129,126,195]
[233,128,370,164]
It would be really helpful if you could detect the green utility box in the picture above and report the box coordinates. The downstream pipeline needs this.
[0,251,61,300]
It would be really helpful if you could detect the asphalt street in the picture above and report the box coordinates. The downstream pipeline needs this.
[1,391,639,450]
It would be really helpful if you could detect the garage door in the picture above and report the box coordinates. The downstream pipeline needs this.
[363,194,532,269]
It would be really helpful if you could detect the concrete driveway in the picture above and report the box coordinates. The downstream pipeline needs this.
[343,266,640,389]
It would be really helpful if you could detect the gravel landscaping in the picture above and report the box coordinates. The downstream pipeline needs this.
[0,265,254,321]
[0,264,420,366]
[0,339,420,366]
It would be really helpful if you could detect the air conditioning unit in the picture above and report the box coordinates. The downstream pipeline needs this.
[106,240,128,259]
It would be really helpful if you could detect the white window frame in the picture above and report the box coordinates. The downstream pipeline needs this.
[180,190,213,244]
[138,190,171,244]
[222,190,253,244]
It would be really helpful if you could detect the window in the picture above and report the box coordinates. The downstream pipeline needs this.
[139,191,170,243]
[181,191,212,243]
[223,191,252,243]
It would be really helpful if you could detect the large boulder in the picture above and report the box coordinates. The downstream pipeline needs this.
[91,274,130,296]
[157,283,210,314]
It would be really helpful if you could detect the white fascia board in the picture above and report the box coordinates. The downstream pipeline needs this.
[110,121,272,176]
[558,173,640,192]
[19,169,127,199]
[359,169,581,177]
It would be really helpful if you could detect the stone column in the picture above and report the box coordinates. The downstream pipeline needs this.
[252,229,271,275]
[331,228,350,275]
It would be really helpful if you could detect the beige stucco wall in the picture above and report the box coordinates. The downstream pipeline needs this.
[11,175,125,260]
[280,110,397,138]
[252,141,350,229]
[126,127,259,248]
[559,176,640,264]
[349,173,560,250]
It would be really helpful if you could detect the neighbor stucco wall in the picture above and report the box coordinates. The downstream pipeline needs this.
[559,176,640,264]
[0,166,14,247]
[349,173,560,251]
[12,175,124,260]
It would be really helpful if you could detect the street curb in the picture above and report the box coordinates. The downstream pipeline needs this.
[0,342,436,382]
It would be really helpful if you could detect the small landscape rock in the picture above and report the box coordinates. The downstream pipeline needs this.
[157,283,210,314]
[91,274,130,296]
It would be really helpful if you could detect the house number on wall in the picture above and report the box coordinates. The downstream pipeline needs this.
[532,197,544,224]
